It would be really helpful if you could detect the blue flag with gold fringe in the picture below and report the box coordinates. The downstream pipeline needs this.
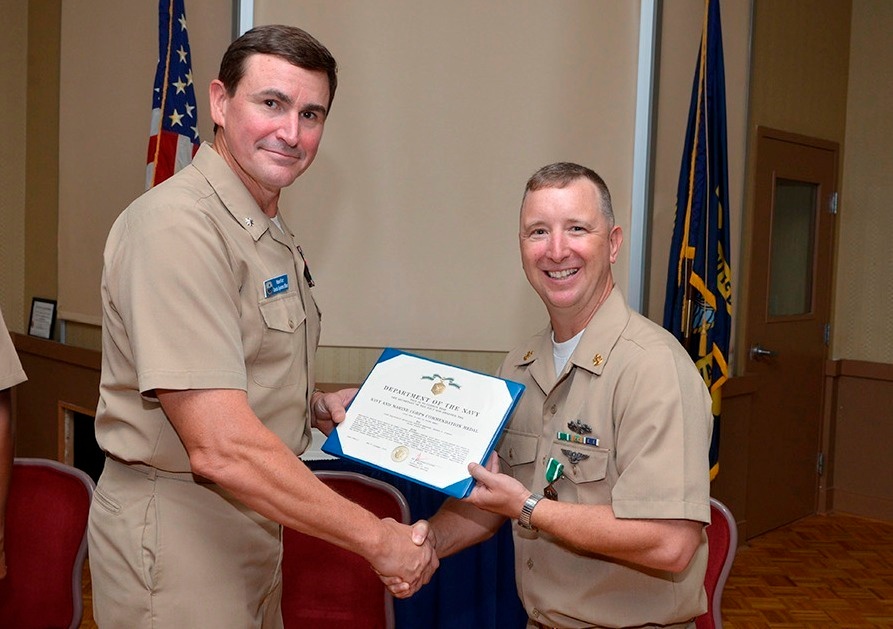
[663,0,732,481]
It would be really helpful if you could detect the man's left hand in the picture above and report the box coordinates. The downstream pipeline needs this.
[464,453,530,520]
[311,387,358,435]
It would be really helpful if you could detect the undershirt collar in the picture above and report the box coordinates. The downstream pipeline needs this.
[552,328,585,376]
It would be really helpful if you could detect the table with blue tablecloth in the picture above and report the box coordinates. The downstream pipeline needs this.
[306,458,528,629]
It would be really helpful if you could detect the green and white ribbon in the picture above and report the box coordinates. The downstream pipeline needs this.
[545,457,564,484]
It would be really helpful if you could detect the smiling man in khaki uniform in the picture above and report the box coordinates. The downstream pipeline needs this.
[404,163,713,628]
[88,25,436,628]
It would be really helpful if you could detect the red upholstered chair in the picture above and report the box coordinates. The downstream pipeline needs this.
[281,471,410,629]
[695,497,738,629]
[0,458,95,629]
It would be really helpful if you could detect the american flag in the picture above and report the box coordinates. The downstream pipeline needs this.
[146,0,200,189]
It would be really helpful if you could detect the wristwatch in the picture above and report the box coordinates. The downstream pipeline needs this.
[518,493,544,531]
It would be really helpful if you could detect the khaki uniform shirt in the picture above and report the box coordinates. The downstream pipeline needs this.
[96,143,320,471]
[0,308,27,390]
[497,288,712,629]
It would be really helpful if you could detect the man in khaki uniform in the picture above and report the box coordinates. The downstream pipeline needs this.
[403,163,713,628]
[89,25,436,628]
[0,308,27,580]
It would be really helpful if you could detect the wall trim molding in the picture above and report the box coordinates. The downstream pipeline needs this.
[825,358,893,382]
[12,332,100,370]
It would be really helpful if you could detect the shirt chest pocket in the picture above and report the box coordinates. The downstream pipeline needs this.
[252,293,305,388]
[549,440,611,504]
[497,429,539,489]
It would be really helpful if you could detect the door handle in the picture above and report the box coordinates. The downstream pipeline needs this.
[750,344,778,361]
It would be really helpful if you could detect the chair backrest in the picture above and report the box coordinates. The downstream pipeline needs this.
[695,497,738,629]
[0,458,95,629]
[281,471,410,629]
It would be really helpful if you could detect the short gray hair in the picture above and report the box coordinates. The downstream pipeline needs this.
[522,162,614,226]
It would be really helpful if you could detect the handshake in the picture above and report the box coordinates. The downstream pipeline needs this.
[368,453,525,598]
[370,517,439,599]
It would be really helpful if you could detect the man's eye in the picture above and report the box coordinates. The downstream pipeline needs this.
[301,111,321,121]
[264,99,278,108]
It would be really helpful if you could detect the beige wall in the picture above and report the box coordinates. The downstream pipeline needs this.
[24,0,61,339]
[737,0,853,374]
[257,1,641,354]
[56,0,230,327]
[836,0,893,363]
[0,0,28,331]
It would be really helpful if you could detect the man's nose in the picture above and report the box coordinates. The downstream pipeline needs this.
[547,233,568,260]
[279,113,302,145]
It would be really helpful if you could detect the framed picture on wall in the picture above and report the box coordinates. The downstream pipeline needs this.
[28,297,57,340]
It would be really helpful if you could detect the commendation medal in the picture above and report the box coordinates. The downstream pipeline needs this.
[544,457,564,500]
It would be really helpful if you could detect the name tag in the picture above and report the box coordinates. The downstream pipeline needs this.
[263,274,289,298]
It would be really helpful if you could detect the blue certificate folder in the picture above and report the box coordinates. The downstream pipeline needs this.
[322,348,525,499]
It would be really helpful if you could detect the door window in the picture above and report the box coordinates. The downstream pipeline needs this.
[768,179,817,317]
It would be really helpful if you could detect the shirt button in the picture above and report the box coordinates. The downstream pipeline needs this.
[532,608,540,618]
[288,319,295,329]
[549,404,557,415]
[527,558,534,570]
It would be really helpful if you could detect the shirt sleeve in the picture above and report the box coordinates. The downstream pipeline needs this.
[609,342,712,523]
[0,309,27,390]
[105,201,247,394]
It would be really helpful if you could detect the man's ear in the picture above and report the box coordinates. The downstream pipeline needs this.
[208,79,227,129]
[608,225,623,263]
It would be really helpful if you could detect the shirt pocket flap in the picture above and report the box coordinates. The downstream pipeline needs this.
[498,430,539,468]
[551,443,609,484]
[259,294,305,333]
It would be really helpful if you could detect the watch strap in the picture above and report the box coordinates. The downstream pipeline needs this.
[518,493,543,530]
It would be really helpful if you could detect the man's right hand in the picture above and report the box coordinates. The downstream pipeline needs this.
[379,519,435,596]
[369,518,439,598]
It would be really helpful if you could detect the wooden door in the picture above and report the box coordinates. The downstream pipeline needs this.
[744,128,837,538]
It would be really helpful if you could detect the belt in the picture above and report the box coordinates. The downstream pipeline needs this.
[106,455,215,484]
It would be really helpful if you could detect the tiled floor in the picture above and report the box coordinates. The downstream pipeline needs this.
[722,513,893,627]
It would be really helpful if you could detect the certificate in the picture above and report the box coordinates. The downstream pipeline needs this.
[322,348,525,498]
